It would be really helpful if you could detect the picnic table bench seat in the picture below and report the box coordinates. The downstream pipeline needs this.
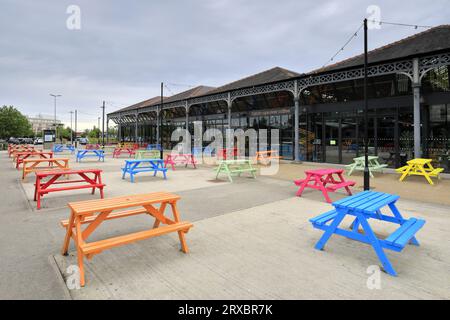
[384,218,426,249]
[60,192,193,286]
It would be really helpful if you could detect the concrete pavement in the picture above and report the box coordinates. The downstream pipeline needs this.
[1,150,449,299]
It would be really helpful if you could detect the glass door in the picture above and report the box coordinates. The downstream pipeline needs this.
[324,113,340,164]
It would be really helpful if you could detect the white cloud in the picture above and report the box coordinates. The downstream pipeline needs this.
[1,0,449,130]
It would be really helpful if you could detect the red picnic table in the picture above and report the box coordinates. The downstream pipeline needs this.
[219,147,238,160]
[164,154,197,170]
[294,168,355,203]
[112,147,136,158]
[34,169,105,210]
[15,151,54,169]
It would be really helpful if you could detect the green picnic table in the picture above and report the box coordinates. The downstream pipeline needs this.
[134,149,160,159]
[215,159,257,182]
[345,156,388,178]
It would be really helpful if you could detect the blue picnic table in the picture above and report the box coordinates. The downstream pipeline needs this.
[122,159,167,183]
[76,149,105,162]
[53,144,75,154]
[146,144,162,151]
[309,191,426,276]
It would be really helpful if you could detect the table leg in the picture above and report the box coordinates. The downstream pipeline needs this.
[357,213,397,276]
[296,173,312,197]
[349,218,360,232]
[74,216,86,286]
[419,165,434,185]
[347,163,356,176]
[170,202,189,253]
[314,208,347,250]
[61,210,75,255]
[317,176,332,203]
[399,165,412,182]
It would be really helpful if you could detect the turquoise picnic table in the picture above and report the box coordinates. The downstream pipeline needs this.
[345,156,388,177]
[215,159,257,182]
[76,149,105,162]
[122,159,167,183]
[310,191,426,276]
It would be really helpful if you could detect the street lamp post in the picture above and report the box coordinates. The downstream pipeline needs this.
[363,19,370,191]
[50,94,61,143]
[69,111,74,145]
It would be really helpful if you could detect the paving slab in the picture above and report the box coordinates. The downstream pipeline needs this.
[53,196,450,300]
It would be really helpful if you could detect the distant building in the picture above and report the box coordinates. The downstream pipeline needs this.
[27,114,62,134]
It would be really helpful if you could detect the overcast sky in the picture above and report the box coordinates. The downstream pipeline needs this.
[1,0,449,130]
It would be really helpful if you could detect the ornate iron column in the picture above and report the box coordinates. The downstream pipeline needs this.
[135,109,139,144]
[227,92,232,130]
[412,58,422,158]
[185,102,190,153]
[294,81,300,162]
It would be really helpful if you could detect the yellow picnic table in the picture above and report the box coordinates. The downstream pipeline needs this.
[396,158,444,185]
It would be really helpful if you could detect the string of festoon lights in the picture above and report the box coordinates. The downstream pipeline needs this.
[321,20,434,69]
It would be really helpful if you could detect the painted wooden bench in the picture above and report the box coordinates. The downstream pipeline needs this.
[255,150,283,165]
[164,154,197,170]
[60,192,193,286]
[146,144,162,151]
[9,145,36,157]
[53,144,75,154]
[113,147,136,158]
[310,191,426,276]
[215,159,257,182]
[122,159,167,182]
[76,149,105,162]
[345,156,388,178]
[219,147,238,160]
[34,169,105,209]
[135,149,160,159]
[22,158,70,180]
[294,168,355,203]
[396,158,444,185]
[85,144,101,150]
[15,151,54,169]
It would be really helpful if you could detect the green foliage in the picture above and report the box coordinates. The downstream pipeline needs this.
[59,126,74,140]
[88,127,100,139]
[0,106,33,139]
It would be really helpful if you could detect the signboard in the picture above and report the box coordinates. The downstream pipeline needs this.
[43,129,55,143]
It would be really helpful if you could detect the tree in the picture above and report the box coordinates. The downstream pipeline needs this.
[0,106,33,139]
[59,126,74,141]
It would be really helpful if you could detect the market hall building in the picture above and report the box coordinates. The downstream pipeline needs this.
[107,25,450,172]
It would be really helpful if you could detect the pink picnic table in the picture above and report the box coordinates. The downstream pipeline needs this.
[164,154,197,170]
[294,168,355,203]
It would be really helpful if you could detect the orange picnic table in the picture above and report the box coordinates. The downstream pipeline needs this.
[60,192,193,286]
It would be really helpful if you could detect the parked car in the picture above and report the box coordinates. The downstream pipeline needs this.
[8,137,20,144]
[34,138,43,145]
[78,138,88,145]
